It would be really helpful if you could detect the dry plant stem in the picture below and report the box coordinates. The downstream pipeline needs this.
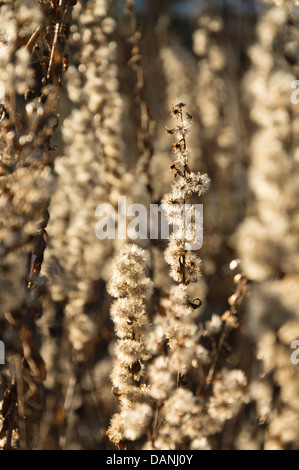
[151,403,161,447]
[126,0,155,198]
[14,355,27,450]
[3,403,15,451]
[36,394,57,450]
[206,268,249,391]
[86,366,107,422]
[2,378,17,451]
[24,25,41,52]
[47,0,70,83]
[59,373,77,449]
[180,111,187,285]
[206,323,230,390]
[47,21,61,81]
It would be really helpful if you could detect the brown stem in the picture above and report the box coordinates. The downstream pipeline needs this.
[24,26,41,51]
[206,323,230,391]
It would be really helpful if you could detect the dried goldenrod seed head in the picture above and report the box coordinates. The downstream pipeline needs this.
[107,244,152,298]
